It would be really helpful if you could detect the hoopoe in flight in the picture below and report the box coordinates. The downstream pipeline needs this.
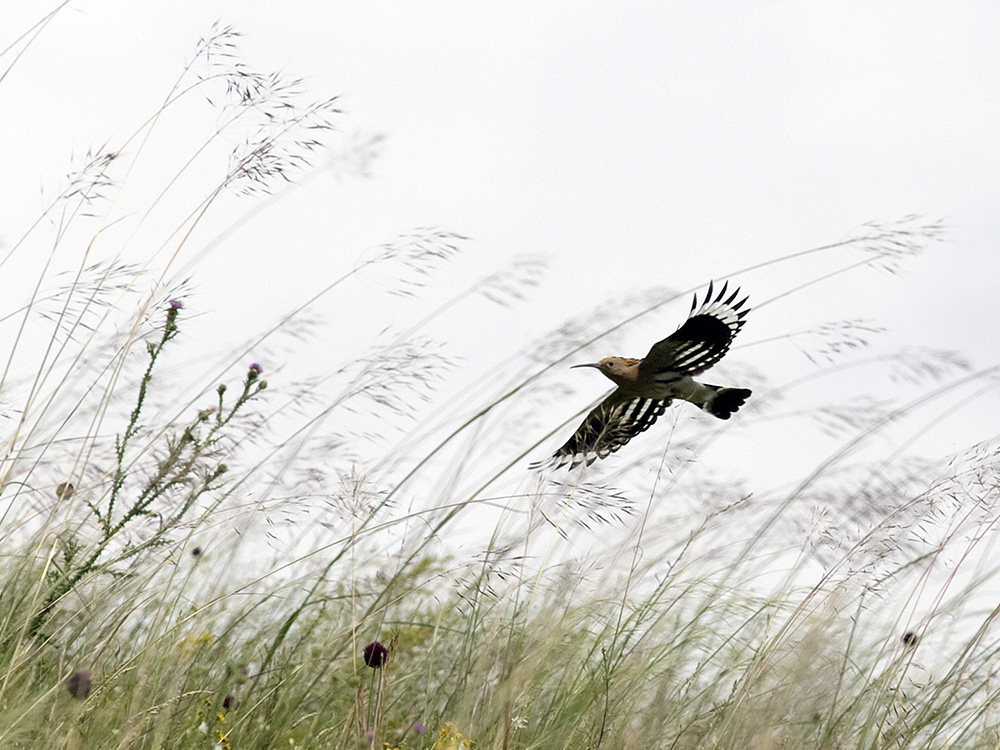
[532,281,751,470]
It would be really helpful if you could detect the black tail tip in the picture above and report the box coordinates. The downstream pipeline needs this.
[709,388,751,419]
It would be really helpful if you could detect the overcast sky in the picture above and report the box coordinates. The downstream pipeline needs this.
[3,2,999,482]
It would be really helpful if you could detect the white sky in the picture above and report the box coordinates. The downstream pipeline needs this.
[2,2,999,487]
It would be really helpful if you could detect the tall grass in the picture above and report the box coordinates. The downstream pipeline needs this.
[3,14,1000,750]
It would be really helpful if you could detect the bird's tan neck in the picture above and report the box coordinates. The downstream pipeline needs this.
[601,357,643,388]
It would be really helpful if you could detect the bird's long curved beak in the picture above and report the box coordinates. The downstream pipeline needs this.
[570,362,601,370]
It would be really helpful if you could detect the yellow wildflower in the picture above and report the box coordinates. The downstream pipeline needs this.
[432,722,473,750]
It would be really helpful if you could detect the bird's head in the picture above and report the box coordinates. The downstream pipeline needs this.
[572,357,637,384]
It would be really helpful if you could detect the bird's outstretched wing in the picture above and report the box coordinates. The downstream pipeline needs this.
[638,281,749,379]
[531,390,671,470]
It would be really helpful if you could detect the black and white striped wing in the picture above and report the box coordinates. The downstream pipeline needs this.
[638,281,749,378]
[531,390,671,470]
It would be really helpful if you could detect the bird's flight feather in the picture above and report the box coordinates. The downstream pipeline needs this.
[531,393,670,470]
[639,281,749,378]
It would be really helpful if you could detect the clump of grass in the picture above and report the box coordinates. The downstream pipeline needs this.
[3,9,1000,750]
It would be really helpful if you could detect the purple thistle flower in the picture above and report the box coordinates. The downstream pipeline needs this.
[413,722,427,735]
[363,641,388,668]
[248,363,262,374]
[169,299,184,309]
[66,670,92,700]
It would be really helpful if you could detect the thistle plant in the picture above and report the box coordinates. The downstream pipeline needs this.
[27,302,267,638]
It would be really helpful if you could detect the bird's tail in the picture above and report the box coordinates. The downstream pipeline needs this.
[703,386,751,419]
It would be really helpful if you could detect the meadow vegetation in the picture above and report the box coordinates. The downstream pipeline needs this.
[2,15,1000,750]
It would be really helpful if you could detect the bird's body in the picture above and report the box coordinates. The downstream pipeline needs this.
[533,281,751,470]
